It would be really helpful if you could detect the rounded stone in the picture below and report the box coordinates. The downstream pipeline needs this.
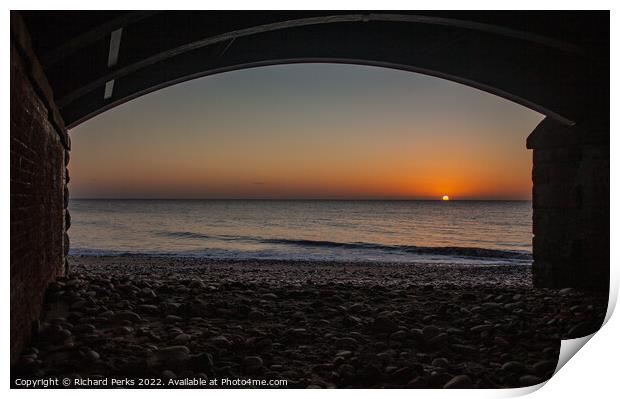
[148,346,190,368]
[390,330,408,341]
[444,375,473,389]
[432,357,450,369]
[115,310,142,322]
[85,350,100,361]
[161,370,177,379]
[173,333,191,344]
[501,361,528,374]
[532,360,556,376]
[210,335,231,348]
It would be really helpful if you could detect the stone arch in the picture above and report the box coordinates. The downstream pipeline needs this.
[10,11,609,364]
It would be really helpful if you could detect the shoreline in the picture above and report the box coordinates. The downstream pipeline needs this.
[12,255,607,388]
[68,254,532,268]
[67,255,534,288]
[67,246,532,264]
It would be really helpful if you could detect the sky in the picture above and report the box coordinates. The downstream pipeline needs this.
[69,63,544,200]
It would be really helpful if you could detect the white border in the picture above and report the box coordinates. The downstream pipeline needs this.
[3,2,617,398]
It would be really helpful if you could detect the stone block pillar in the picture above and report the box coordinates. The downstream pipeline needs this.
[527,117,609,290]
[10,13,70,365]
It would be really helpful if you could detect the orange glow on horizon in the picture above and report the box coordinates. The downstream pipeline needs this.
[68,63,545,200]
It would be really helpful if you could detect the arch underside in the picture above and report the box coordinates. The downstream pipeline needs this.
[20,12,605,129]
[67,57,569,129]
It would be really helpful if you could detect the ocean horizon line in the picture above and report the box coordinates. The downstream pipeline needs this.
[70,197,532,202]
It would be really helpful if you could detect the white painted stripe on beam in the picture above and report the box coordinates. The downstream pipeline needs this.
[107,28,123,68]
[104,80,115,99]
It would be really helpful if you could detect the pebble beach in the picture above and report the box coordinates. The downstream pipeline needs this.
[12,255,608,389]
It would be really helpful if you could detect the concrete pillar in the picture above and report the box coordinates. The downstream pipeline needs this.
[527,117,609,290]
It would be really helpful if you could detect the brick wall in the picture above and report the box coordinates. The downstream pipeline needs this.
[10,27,69,364]
[527,118,609,290]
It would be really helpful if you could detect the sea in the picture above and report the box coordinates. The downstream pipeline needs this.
[68,199,532,265]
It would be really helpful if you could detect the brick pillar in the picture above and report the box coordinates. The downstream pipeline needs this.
[10,13,70,365]
[527,117,609,290]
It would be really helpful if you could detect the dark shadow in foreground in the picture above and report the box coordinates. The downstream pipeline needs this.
[12,256,608,389]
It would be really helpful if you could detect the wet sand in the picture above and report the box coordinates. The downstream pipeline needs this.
[12,255,608,388]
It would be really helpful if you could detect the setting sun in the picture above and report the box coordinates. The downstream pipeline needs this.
[442,195,450,201]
